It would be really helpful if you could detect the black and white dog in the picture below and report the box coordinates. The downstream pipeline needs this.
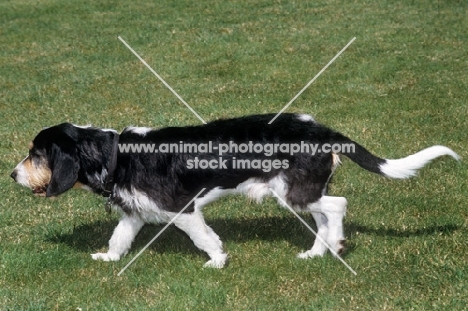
[11,113,459,268]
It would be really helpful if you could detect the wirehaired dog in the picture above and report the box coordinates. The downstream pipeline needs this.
[11,113,459,268]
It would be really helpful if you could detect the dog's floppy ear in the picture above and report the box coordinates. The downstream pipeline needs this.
[46,142,80,197]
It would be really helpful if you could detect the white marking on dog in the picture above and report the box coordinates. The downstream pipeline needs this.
[125,126,153,136]
[115,188,207,275]
[297,114,315,122]
[12,157,29,188]
[380,145,460,179]
[270,189,356,275]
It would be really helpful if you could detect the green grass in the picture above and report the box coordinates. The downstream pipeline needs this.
[1,0,467,309]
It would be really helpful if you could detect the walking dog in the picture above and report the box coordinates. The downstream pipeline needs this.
[11,113,459,268]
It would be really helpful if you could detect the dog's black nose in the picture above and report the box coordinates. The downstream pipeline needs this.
[10,170,17,181]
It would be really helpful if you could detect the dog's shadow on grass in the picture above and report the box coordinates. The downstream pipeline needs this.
[45,215,461,257]
[347,222,461,238]
[46,215,320,256]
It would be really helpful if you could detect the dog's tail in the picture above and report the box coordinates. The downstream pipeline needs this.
[336,135,460,179]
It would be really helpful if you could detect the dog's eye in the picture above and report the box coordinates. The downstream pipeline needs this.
[29,150,42,159]
[28,150,46,167]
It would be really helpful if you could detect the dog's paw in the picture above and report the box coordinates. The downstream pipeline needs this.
[297,250,324,259]
[203,254,228,269]
[91,252,121,261]
[331,239,346,257]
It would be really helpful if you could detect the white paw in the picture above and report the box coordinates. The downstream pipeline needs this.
[297,250,324,259]
[91,252,121,261]
[203,254,228,269]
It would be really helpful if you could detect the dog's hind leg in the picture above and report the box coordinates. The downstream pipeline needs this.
[322,196,347,256]
[297,211,329,258]
[299,196,347,258]
[173,211,228,268]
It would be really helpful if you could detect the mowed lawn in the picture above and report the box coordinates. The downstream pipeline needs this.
[0,0,467,309]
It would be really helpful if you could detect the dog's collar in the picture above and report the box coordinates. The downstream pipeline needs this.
[102,132,119,199]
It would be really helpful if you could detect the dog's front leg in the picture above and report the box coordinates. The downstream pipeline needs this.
[173,211,228,268]
[92,214,145,261]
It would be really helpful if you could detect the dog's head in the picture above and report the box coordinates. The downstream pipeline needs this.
[11,123,81,197]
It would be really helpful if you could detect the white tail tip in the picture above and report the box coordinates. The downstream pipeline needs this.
[379,145,460,179]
